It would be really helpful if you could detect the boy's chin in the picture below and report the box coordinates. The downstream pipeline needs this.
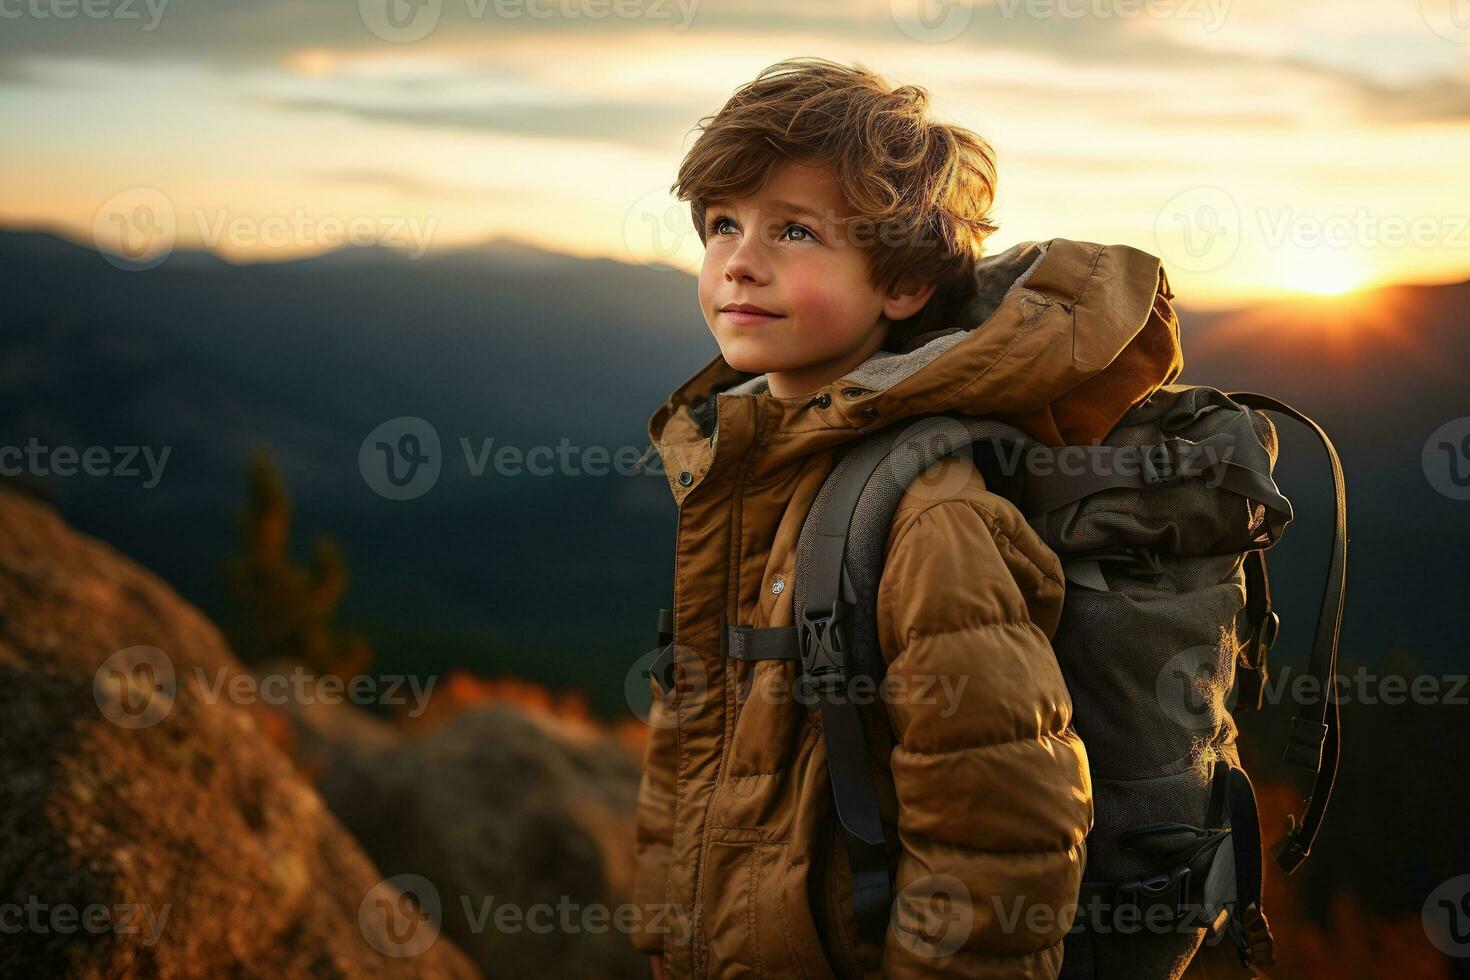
[716,340,785,376]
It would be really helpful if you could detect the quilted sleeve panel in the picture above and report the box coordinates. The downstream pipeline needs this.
[876,477,1093,979]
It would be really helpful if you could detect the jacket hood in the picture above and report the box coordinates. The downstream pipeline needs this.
[644,238,1182,502]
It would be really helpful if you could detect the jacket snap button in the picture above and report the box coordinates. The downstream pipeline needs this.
[771,576,785,595]
[678,470,693,486]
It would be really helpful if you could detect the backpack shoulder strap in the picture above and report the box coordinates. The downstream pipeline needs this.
[1227,392,1348,875]
[723,413,1036,944]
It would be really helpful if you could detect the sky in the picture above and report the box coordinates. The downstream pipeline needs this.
[3,0,1469,307]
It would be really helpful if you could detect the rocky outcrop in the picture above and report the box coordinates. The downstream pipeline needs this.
[0,485,479,978]
[300,698,647,978]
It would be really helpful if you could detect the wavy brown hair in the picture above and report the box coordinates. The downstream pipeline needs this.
[672,57,1000,352]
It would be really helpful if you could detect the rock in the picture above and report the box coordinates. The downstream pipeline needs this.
[0,487,479,978]
[316,703,648,978]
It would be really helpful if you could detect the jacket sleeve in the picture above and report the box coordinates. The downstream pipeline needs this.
[875,488,1092,979]
[629,676,680,955]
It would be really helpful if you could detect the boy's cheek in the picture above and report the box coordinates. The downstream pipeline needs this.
[783,280,876,343]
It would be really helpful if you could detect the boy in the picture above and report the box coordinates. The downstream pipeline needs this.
[631,57,1189,978]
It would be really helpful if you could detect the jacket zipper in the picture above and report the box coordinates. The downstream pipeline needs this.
[678,396,760,979]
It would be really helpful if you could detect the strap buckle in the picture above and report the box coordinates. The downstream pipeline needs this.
[797,599,852,691]
[1284,717,1329,772]
[647,643,677,696]
[646,607,677,695]
[1142,440,1183,486]
[1260,610,1281,652]
[1275,826,1310,875]
[1241,610,1280,671]
[1228,900,1277,966]
[1116,865,1194,923]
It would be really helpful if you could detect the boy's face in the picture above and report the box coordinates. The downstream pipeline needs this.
[698,160,935,399]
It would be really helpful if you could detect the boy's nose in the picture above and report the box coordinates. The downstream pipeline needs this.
[725,258,766,284]
[724,241,771,284]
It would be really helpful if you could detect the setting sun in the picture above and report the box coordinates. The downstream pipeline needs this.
[1276,249,1372,297]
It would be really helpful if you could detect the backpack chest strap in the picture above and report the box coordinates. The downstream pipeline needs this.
[723,622,800,662]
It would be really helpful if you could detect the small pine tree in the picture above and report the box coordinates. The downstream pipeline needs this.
[222,448,372,678]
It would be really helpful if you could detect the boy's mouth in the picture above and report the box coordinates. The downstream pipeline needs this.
[720,302,785,324]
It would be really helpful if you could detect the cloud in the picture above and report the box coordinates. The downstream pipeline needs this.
[3,0,1465,131]
[269,95,707,149]
[5,0,1469,152]
[304,168,503,200]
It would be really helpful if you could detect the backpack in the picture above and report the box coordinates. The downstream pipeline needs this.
[649,384,1345,978]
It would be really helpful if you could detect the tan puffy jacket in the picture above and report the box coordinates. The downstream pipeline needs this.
[631,240,1240,979]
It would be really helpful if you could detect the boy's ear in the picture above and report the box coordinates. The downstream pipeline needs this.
[881,275,938,323]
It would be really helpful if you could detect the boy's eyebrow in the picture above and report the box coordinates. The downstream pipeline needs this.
[706,198,830,222]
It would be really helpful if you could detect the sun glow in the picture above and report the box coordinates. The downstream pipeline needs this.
[1275,249,1371,297]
